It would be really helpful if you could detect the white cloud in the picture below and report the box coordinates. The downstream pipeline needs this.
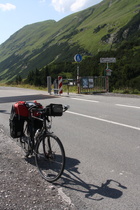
[51,0,72,13]
[51,0,96,13]
[0,3,16,11]
[70,0,88,12]
[39,0,46,3]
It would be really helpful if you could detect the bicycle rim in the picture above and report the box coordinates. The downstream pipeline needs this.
[20,121,31,157]
[35,133,65,182]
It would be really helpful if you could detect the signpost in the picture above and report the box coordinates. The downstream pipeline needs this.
[74,54,82,94]
[100,57,116,63]
[100,57,116,92]
[81,77,94,89]
[74,54,82,62]
[106,69,112,76]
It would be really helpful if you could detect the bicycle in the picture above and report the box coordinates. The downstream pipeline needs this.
[15,102,69,182]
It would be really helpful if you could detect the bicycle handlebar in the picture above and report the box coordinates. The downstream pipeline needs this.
[29,103,69,116]
[63,105,70,112]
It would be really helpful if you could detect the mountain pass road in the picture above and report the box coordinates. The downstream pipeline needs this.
[0,86,140,210]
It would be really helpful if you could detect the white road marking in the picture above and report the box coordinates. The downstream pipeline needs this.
[71,98,99,103]
[67,111,140,131]
[116,104,140,109]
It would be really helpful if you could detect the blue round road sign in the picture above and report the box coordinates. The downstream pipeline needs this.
[74,54,82,62]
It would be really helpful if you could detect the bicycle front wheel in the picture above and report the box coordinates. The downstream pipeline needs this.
[35,133,65,182]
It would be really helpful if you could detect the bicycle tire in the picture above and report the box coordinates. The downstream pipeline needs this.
[35,133,65,182]
[20,121,31,157]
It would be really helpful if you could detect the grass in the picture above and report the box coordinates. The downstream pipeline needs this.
[112,88,140,95]
[1,83,139,96]
[0,83,48,91]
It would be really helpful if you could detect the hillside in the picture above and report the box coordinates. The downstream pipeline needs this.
[0,0,140,82]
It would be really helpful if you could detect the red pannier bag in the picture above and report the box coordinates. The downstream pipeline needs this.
[9,104,25,138]
[14,101,29,117]
[14,101,43,117]
[9,101,43,138]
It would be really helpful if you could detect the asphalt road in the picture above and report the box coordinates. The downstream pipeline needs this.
[0,86,140,210]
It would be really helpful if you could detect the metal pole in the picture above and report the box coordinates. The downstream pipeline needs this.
[67,85,69,95]
[47,76,51,94]
[77,65,80,94]
[105,76,109,92]
[107,62,109,69]
[105,62,109,92]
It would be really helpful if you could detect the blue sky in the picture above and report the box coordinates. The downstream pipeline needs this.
[0,0,102,45]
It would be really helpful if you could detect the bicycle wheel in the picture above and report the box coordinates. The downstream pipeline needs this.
[35,133,65,182]
[20,121,31,157]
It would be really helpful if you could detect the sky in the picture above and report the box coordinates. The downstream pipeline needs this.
[0,0,102,45]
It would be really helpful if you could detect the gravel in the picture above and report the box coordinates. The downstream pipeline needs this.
[0,126,75,210]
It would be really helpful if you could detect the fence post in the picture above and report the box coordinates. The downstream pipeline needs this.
[47,76,51,94]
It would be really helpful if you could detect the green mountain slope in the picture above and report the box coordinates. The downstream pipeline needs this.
[0,0,140,82]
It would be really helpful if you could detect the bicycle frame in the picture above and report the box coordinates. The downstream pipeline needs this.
[26,108,52,155]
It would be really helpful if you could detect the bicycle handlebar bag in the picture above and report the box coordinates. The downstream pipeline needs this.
[46,104,63,116]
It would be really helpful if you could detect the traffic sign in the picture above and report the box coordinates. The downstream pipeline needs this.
[100,57,116,63]
[74,54,82,62]
[106,69,112,76]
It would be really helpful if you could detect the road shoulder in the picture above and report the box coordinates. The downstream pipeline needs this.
[0,126,75,210]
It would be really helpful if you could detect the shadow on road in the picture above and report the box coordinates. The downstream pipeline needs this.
[57,156,127,201]
[0,94,58,103]
[23,153,127,201]
[0,110,7,113]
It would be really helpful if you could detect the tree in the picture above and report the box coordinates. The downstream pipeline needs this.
[15,75,22,84]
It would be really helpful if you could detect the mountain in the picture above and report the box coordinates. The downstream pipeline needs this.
[0,0,140,82]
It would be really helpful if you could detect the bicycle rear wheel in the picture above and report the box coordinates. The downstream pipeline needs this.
[35,133,65,182]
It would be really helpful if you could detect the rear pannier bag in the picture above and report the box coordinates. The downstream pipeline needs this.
[14,101,29,117]
[9,101,43,138]
[45,104,63,116]
[9,105,24,138]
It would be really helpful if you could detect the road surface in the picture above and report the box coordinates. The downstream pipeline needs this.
[0,86,140,210]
